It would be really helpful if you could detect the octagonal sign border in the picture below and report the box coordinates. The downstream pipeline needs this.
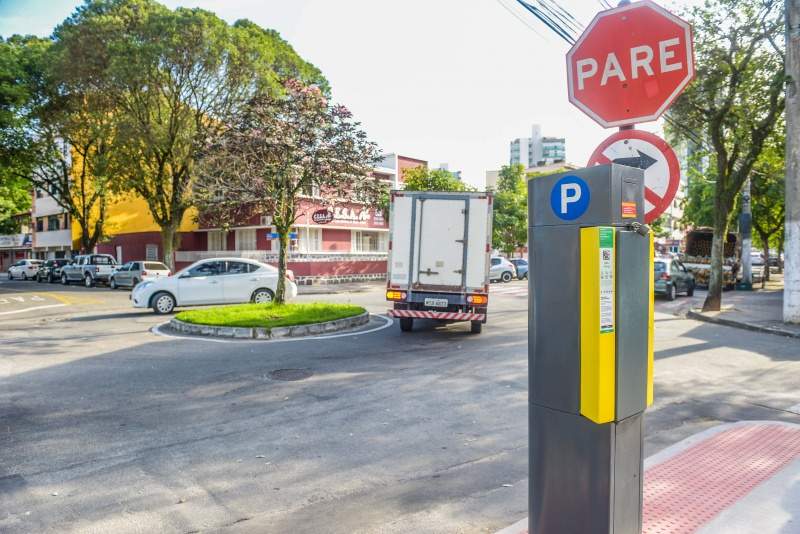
[566,0,695,128]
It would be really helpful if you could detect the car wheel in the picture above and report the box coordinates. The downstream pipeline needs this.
[666,283,676,301]
[252,288,275,304]
[501,271,512,283]
[687,282,695,297]
[399,317,413,332]
[84,274,94,288]
[470,320,482,334]
[61,273,68,285]
[109,277,117,290]
[152,292,176,315]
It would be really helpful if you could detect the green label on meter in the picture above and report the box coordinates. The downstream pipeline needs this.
[598,227,614,334]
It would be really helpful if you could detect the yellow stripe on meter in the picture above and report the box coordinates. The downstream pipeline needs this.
[580,226,616,424]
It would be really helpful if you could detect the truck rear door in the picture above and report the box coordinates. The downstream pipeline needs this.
[414,198,466,290]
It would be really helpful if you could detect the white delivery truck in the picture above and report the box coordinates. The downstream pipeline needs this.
[386,190,493,334]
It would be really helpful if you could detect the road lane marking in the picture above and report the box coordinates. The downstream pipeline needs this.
[151,314,394,344]
[0,304,66,316]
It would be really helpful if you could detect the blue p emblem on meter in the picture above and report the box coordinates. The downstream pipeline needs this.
[551,176,590,220]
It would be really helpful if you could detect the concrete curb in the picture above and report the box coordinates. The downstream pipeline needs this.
[687,309,800,339]
[168,311,370,340]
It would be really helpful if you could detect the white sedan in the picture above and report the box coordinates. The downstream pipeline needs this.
[131,257,298,314]
[7,259,44,280]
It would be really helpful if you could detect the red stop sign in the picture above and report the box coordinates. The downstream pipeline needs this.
[566,1,694,128]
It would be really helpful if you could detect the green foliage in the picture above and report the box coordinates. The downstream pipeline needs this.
[50,0,329,265]
[492,164,527,256]
[175,302,366,329]
[668,0,784,310]
[751,133,785,254]
[0,36,48,233]
[401,167,474,192]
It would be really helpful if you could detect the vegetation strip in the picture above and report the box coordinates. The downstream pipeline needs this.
[170,303,369,340]
[176,302,366,329]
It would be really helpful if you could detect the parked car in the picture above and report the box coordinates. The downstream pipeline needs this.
[37,258,71,283]
[7,259,43,280]
[749,252,765,284]
[110,261,171,289]
[61,254,118,287]
[131,257,297,314]
[510,258,529,280]
[654,257,695,301]
[489,256,516,283]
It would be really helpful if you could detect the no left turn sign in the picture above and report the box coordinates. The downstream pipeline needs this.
[587,130,680,224]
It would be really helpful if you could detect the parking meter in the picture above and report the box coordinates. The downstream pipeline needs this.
[528,164,654,534]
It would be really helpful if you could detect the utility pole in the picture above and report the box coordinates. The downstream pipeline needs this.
[739,178,753,290]
[786,0,800,323]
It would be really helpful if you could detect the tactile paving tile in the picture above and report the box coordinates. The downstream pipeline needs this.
[642,423,800,533]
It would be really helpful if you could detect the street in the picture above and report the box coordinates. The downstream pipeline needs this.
[2,277,799,533]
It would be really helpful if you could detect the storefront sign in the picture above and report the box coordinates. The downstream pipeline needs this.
[312,209,335,224]
[0,234,29,248]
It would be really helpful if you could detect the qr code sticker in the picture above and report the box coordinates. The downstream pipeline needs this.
[602,250,611,261]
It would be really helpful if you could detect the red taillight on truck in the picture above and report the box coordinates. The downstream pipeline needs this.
[141,271,148,276]
[660,272,670,281]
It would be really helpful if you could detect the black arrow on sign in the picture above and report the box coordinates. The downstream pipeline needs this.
[612,150,657,170]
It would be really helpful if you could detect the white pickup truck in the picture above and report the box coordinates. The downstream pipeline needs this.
[61,254,118,287]
[386,190,493,334]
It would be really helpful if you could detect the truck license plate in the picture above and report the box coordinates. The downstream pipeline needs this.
[424,298,448,308]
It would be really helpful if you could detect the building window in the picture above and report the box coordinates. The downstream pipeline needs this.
[352,231,387,253]
[145,244,159,261]
[36,218,44,232]
[207,230,226,251]
[235,228,257,251]
[47,215,61,231]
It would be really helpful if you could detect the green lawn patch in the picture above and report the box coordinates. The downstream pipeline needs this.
[175,302,366,330]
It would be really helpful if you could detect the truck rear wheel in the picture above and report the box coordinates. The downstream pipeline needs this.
[470,321,482,334]
[399,317,413,332]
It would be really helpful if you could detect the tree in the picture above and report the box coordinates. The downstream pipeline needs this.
[193,80,382,303]
[751,138,786,283]
[0,36,39,234]
[492,164,527,257]
[668,0,784,311]
[401,167,474,192]
[54,0,328,268]
[0,31,118,252]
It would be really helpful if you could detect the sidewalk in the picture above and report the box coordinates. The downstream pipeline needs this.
[497,421,800,534]
[687,277,800,339]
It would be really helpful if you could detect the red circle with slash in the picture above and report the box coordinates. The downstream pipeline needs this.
[588,129,680,224]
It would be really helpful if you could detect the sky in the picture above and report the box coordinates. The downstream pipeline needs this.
[0,0,695,188]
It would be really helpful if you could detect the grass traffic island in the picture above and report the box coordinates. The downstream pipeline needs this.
[170,302,369,340]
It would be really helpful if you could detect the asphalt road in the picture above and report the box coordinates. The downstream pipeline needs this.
[1,276,799,533]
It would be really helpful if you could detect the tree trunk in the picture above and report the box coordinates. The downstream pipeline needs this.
[161,224,179,271]
[763,239,771,285]
[702,206,729,311]
[79,220,93,254]
[275,229,289,304]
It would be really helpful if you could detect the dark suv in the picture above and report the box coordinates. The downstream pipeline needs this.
[37,258,71,283]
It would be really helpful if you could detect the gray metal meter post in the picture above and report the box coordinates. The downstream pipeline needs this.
[528,163,655,534]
